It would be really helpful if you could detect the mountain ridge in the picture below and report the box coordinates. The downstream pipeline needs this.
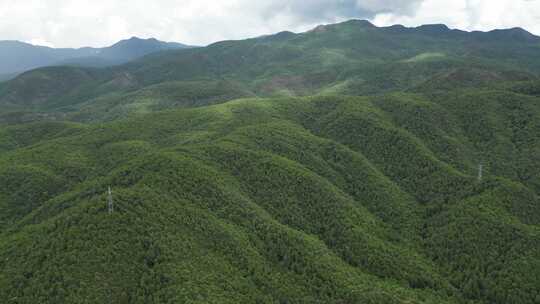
[0,37,194,79]
[2,19,539,120]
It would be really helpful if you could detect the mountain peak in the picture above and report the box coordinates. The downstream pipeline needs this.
[309,19,375,33]
[114,37,159,46]
[260,31,296,42]
[416,24,451,34]
[124,36,159,42]
[485,27,539,42]
[339,19,376,28]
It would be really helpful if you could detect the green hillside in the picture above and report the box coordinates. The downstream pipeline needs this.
[0,20,539,303]
[1,20,539,123]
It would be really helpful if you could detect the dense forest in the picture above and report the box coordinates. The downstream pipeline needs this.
[0,20,539,303]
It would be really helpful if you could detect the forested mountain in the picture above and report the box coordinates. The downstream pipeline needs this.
[0,37,192,79]
[0,20,539,303]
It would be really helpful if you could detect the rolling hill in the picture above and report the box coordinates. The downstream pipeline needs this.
[0,20,539,303]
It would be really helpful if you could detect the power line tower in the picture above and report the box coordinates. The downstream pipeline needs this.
[478,164,483,181]
[107,186,114,214]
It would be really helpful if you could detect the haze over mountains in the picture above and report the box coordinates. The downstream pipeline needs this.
[0,20,539,304]
[0,37,192,80]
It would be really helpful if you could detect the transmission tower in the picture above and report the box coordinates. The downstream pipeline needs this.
[107,186,114,214]
[478,164,483,181]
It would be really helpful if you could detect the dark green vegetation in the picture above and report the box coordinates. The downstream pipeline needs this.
[0,20,539,303]
[0,37,191,79]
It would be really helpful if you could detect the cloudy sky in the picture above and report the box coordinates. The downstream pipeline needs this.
[0,0,539,48]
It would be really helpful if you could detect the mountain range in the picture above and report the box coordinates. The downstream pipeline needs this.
[0,20,539,304]
[0,37,192,80]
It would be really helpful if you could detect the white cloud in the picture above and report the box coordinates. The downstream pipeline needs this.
[26,38,55,48]
[372,0,540,34]
[0,0,539,48]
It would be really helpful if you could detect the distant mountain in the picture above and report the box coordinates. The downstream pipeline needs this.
[2,19,538,113]
[0,37,193,79]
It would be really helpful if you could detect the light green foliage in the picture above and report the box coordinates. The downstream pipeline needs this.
[404,53,447,63]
